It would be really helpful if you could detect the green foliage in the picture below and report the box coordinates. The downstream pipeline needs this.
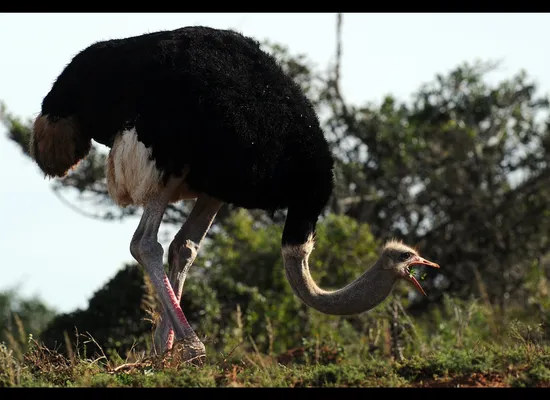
[0,102,32,156]
[0,289,56,356]
[327,61,550,309]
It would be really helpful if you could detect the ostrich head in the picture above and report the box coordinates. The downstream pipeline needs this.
[380,239,439,296]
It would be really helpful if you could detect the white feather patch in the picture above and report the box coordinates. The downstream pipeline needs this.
[106,128,163,206]
[281,233,315,259]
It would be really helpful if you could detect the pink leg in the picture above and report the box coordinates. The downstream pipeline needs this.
[155,194,223,352]
[130,179,205,360]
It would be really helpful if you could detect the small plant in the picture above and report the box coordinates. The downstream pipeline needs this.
[408,267,427,281]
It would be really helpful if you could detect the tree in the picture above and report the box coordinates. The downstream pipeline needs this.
[327,62,550,313]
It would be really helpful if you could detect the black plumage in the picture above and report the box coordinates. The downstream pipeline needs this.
[39,26,334,246]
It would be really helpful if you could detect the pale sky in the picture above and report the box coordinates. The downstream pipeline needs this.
[1,13,549,313]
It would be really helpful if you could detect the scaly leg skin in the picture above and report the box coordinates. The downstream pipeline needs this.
[153,194,223,354]
[130,178,206,365]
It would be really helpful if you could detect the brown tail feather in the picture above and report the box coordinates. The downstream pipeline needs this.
[30,115,91,178]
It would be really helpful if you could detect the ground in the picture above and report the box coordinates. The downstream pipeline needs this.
[1,339,549,387]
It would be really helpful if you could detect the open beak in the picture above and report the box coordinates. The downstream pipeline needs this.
[405,256,440,296]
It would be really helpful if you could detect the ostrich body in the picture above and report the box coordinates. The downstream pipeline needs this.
[30,26,439,362]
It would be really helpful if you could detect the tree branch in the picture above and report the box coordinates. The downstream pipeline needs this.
[333,13,352,122]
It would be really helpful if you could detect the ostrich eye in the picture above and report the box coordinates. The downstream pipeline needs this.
[399,252,412,262]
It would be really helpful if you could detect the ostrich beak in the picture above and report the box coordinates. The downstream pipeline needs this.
[405,256,440,296]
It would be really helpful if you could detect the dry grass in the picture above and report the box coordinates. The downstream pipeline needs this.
[2,285,549,387]
[0,328,549,387]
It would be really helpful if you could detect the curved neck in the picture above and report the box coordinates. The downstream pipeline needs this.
[282,239,396,316]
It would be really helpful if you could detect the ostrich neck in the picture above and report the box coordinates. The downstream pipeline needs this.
[282,241,396,316]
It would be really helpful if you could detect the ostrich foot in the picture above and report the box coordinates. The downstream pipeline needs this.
[165,336,206,367]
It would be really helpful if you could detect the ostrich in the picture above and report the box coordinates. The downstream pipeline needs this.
[29,26,440,362]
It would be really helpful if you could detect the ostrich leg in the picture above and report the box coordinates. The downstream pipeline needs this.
[129,178,205,363]
[153,194,223,354]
